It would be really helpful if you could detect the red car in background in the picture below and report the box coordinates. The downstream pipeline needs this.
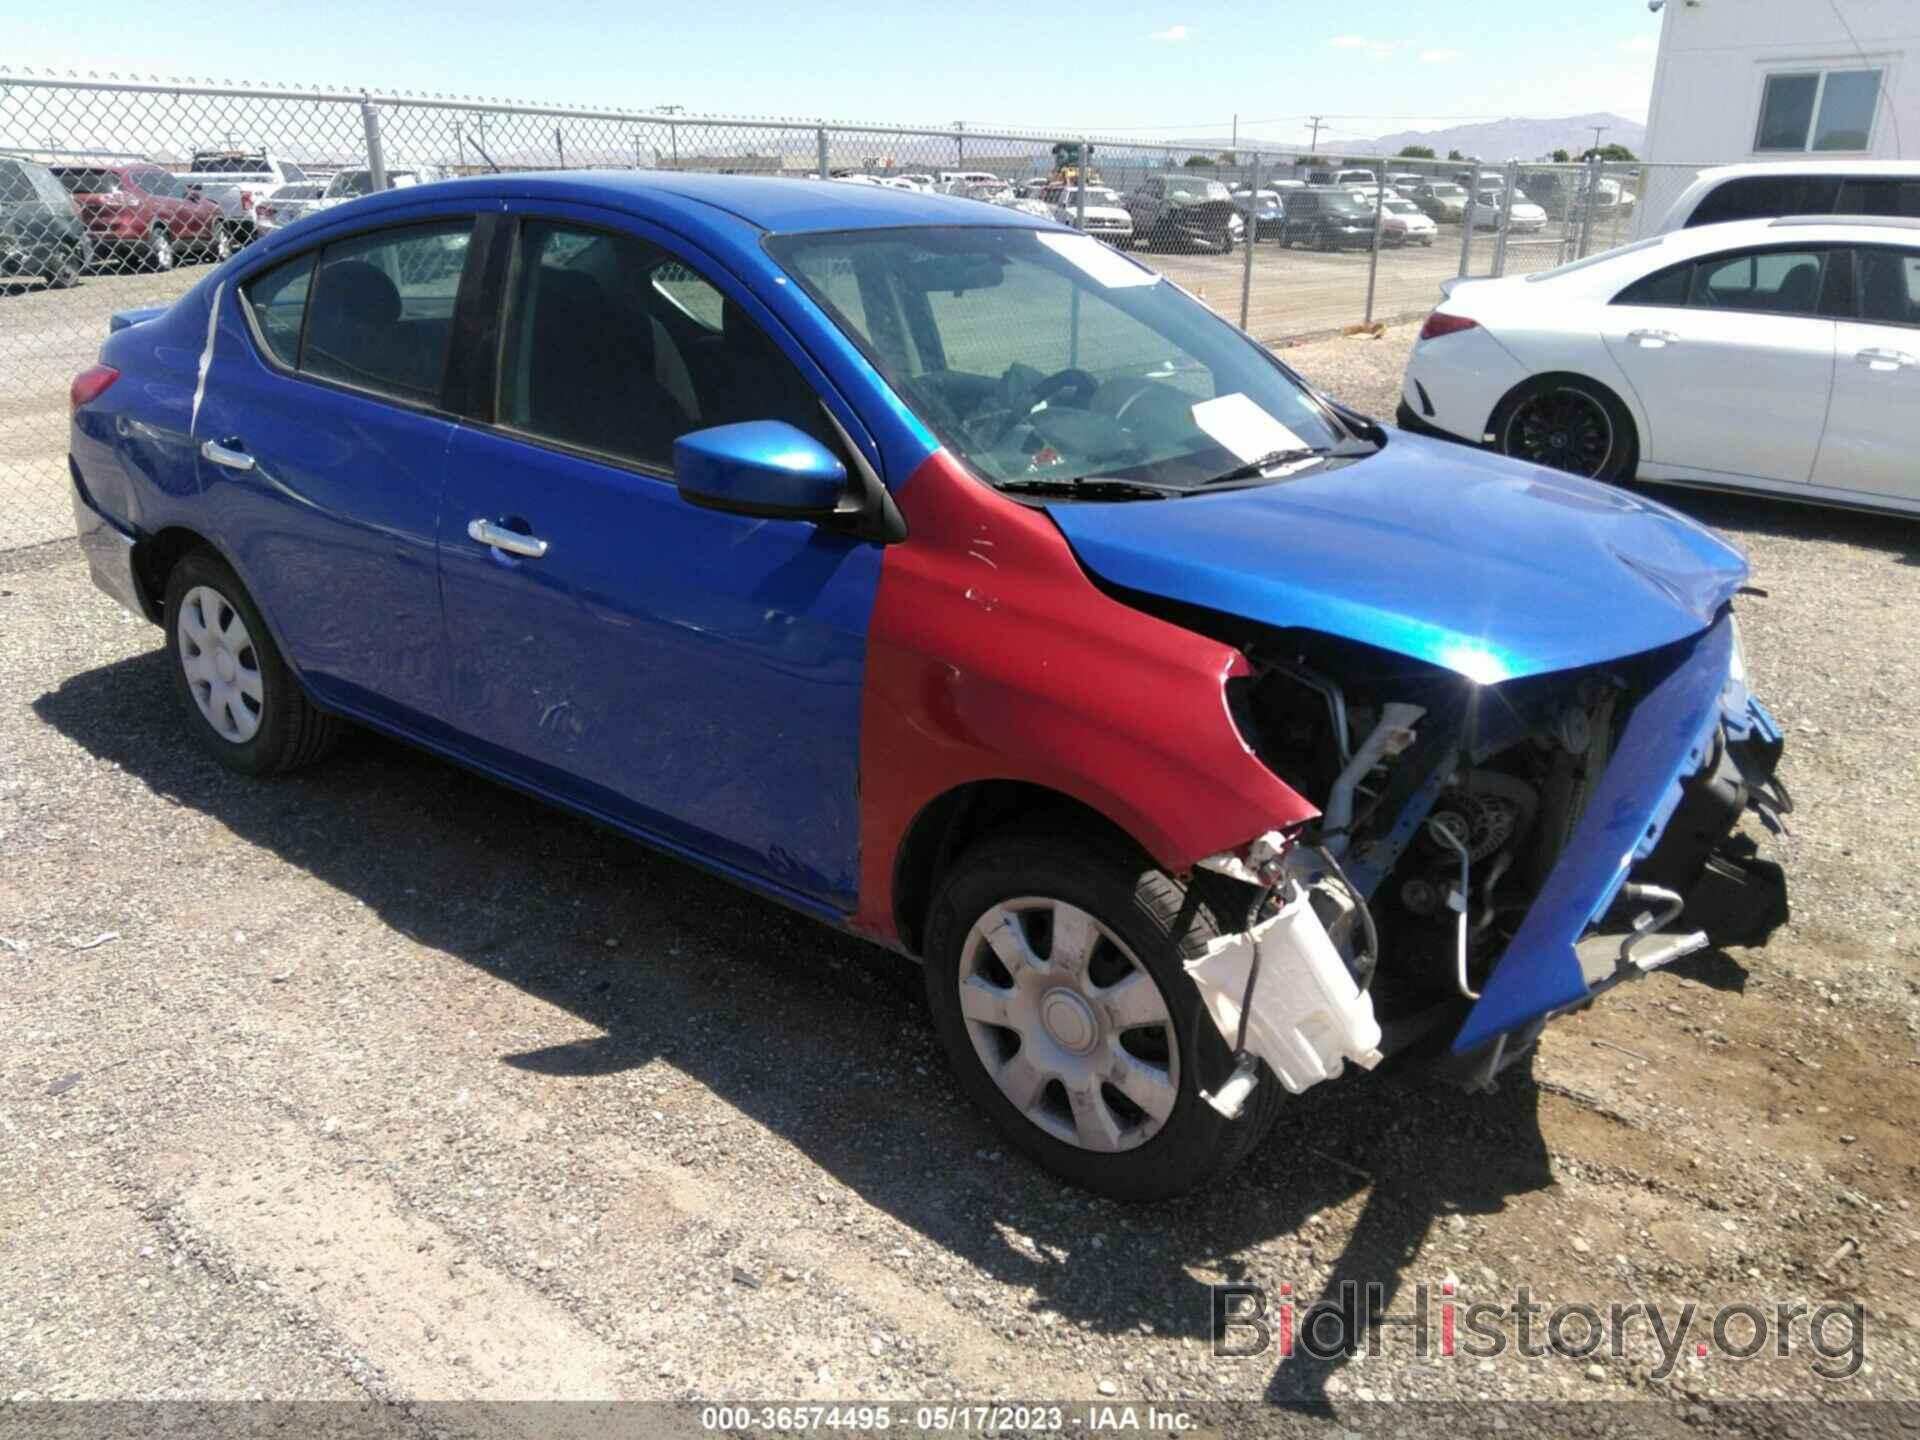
[50,163,232,271]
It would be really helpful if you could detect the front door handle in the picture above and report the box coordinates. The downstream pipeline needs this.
[1856,347,1917,371]
[1627,328,1680,348]
[199,438,255,471]
[467,517,549,559]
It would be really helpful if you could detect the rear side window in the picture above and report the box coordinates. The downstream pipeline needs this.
[1687,175,1843,227]
[1615,263,1691,307]
[241,253,315,367]
[1688,248,1827,316]
[1835,178,1920,218]
[302,221,473,403]
[0,160,35,204]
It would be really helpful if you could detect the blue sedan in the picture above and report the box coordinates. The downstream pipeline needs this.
[67,173,1790,1200]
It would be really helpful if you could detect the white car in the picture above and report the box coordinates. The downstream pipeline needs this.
[1380,197,1437,246]
[1396,217,1920,514]
[1657,160,1920,232]
[251,181,325,234]
[1471,188,1548,233]
[1043,184,1134,241]
[312,168,439,211]
[895,173,936,191]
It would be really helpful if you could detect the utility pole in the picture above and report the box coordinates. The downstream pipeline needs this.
[658,104,684,170]
[1306,116,1326,154]
[1587,123,1608,157]
[1231,113,1238,153]
[954,120,965,169]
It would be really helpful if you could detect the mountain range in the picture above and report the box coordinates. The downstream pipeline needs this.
[1359,112,1646,161]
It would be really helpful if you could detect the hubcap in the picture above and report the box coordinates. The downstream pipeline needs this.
[957,898,1179,1153]
[1509,389,1613,478]
[177,585,263,743]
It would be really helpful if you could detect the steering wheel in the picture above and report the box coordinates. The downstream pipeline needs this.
[1027,367,1099,410]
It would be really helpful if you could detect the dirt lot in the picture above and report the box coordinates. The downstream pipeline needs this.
[4,322,1919,1433]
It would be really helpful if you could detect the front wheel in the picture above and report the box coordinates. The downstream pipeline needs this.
[163,549,342,775]
[1491,376,1638,482]
[47,244,83,289]
[146,226,175,272]
[923,832,1283,1200]
[208,221,232,262]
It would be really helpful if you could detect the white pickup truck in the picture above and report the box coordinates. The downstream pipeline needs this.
[184,150,312,242]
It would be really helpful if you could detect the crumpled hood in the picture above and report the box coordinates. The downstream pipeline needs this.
[1048,431,1750,682]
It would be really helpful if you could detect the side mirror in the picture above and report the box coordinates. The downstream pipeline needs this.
[673,421,848,521]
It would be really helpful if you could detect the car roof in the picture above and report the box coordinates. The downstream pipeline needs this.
[1689,159,1920,181]
[329,169,1060,234]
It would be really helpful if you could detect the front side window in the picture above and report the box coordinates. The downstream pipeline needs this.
[496,220,828,470]
[1857,248,1920,327]
[1756,68,1882,152]
[1688,175,1842,226]
[302,220,473,402]
[770,226,1351,497]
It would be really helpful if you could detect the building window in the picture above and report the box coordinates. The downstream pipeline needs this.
[1755,68,1883,153]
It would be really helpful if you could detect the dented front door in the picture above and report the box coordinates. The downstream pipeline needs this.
[437,421,880,911]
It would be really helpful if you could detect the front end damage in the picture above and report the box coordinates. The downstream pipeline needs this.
[1183,609,1788,1111]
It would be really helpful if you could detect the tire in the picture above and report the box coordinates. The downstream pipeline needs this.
[146,225,175,272]
[923,831,1285,1201]
[208,221,232,263]
[46,244,83,289]
[163,549,341,775]
[1490,375,1638,483]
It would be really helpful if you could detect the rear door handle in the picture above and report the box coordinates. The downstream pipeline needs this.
[199,438,255,471]
[1627,328,1680,348]
[1855,347,1917,371]
[467,517,549,559]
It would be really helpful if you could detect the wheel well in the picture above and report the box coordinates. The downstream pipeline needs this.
[133,526,214,621]
[890,781,1145,957]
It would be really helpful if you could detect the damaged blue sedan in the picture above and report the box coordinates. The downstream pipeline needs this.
[68,175,1789,1199]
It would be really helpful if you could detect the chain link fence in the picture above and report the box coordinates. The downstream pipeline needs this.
[0,70,1708,550]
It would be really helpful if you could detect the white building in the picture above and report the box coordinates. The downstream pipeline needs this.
[1643,0,1916,164]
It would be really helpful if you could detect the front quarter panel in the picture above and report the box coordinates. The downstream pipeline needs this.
[852,450,1318,948]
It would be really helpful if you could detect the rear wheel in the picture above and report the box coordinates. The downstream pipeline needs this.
[163,549,341,775]
[1492,376,1637,482]
[209,221,232,262]
[146,225,175,272]
[923,831,1284,1200]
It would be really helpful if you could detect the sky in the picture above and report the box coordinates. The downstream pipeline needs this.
[9,0,1664,145]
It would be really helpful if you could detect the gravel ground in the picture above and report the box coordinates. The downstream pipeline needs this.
[4,323,1920,1434]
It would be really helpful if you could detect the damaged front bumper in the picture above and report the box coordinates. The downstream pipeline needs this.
[1446,612,1787,1066]
[1188,611,1788,1105]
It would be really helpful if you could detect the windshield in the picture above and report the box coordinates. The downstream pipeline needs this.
[1429,184,1464,198]
[53,167,121,193]
[192,155,267,174]
[768,227,1354,498]
[1385,199,1420,214]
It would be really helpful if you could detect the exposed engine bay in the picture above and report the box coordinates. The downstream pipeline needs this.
[1186,619,1791,1108]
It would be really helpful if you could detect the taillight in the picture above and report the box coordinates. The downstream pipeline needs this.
[1418,311,1479,341]
[70,364,120,411]
[241,191,254,210]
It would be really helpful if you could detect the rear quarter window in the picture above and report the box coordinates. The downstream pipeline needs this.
[241,253,316,367]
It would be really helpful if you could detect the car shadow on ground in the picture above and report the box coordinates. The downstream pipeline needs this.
[1635,482,1920,566]
[35,647,1556,1408]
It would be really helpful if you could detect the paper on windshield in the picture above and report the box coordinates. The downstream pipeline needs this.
[1191,394,1308,463]
[1035,231,1160,288]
